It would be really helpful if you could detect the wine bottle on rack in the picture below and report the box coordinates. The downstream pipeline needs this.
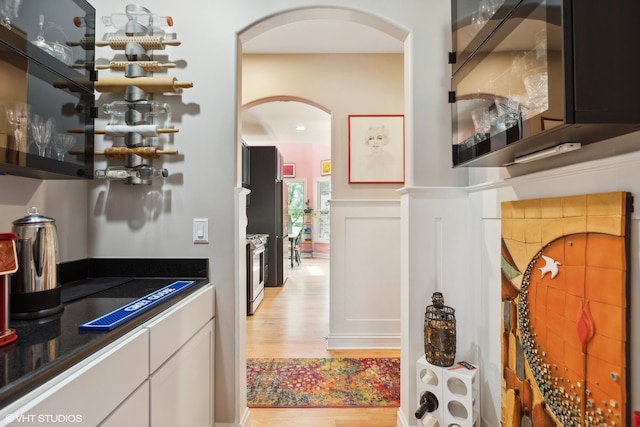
[102,100,171,116]
[414,391,439,419]
[102,12,173,30]
[95,165,168,180]
[72,15,96,29]
[101,9,173,37]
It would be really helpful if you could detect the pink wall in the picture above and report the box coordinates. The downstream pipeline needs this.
[277,142,329,207]
[247,141,329,206]
[250,142,330,255]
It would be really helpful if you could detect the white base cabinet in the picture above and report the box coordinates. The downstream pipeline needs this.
[0,328,149,427]
[0,284,215,427]
[150,321,214,427]
[100,381,150,427]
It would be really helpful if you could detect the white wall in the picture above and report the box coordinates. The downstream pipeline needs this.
[0,177,88,262]
[469,151,640,426]
[8,2,636,427]
[85,2,458,426]
[328,200,401,349]
[244,54,404,350]
[243,54,405,200]
[399,187,473,426]
[401,150,640,427]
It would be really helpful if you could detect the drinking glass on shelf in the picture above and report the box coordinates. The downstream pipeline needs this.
[4,102,30,150]
[495,96,521,130]
[31,14,73,65]
[52,133,75,161]
[524,69,549,115]
[0,0,22,29]
[31,114,55,157]
[471,107,491,141]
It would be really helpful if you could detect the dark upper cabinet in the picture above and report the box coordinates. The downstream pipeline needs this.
[451,0,640,169]
[0,0,94,179]
[451,0,524,75]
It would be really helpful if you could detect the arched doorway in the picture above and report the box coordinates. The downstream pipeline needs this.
[241,96,332,260]
[237,7,407,421]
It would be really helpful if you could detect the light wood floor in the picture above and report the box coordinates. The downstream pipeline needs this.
[246,257,400,427]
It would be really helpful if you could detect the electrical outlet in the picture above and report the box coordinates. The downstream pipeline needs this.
[193,218,208,244]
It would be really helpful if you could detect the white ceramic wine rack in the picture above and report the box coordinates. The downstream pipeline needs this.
[415,356,480,427]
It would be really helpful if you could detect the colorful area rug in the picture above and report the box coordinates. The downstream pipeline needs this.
[246,357,400,408]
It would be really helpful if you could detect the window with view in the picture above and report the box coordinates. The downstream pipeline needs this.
[286,181,305,231]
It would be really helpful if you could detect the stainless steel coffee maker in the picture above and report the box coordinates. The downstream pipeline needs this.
[10,207,63,319]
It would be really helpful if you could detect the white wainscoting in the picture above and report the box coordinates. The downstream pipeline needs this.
[327,199,401,349]
[397,187,473,427]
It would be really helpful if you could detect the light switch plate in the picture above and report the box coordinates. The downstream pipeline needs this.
[193,218,209,244]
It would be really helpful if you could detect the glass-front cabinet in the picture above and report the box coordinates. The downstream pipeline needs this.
[451,0,521,74]
[453,0,558,165]
[451,0,640,168]
[0,0,95,179]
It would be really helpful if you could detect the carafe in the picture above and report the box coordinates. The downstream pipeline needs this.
[10,207,63,319]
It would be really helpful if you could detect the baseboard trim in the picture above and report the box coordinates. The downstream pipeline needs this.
[326,334,400,349]
[240,407,251,427]
[215,407,251,427]
[396,408,411,427]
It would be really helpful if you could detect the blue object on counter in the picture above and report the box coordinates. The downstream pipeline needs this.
[79,280,196,331]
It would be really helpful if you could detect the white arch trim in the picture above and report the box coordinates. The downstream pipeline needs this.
[242,95,331,115]
[238,6,409,45]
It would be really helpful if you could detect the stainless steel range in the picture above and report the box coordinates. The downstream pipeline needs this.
[246,234,267,315]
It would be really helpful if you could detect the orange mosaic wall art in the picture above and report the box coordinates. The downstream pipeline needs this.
[501,191,631,427]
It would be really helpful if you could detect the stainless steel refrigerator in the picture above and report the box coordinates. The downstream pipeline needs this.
[246,145,288,287]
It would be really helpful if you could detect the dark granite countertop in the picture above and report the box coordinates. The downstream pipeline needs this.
[0,258,209,409]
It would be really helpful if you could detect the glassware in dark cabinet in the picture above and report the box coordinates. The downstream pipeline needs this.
[0,0,94,80]
[451,0,523,74]
[0,0,95,179]
[451,0,640,168]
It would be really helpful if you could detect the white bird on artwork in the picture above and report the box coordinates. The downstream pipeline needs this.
[539,255,560,279]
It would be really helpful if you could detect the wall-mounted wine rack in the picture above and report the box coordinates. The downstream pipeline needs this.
[94,4,191,184]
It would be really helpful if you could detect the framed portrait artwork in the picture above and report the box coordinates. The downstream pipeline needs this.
[321,159,331,176]
[282,163,296,178]
[348,114,405,184]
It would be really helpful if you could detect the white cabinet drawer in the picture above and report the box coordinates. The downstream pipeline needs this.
[99,380,150,427]
[146,284,214,373]
[1,328,149,427]
[150,320,214,427]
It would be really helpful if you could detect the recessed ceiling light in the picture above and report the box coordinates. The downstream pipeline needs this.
[295,125,306,131]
